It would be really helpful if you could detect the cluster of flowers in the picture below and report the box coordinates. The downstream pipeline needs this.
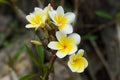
[25,4,88,73]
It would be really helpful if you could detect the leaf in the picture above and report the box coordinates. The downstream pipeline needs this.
[35,36,44,67]
[19,74,36,80]
[13,44,25,61]
[25,44,39,68]
[83,34,98,40]
[0,0,9,4]
[95,10,113,19]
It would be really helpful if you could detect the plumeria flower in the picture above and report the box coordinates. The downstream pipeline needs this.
[49,6,75,34]
[68,49,88,73]
[25,7,46,30]
[25,4,53,30]
[48,31,80,58]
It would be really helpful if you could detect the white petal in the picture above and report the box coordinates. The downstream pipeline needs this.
[49,10,57,22]
[34,7,43,12]
[26,15,34,24]
[56,49,68,58]
[25,24,36,28]
[57,6,64,15]
[68,33,81,45]
[60,24,73,34]
[47,41,62,50]
[68,45,78,55]
[64,12,75,23]
[56,31,66,42]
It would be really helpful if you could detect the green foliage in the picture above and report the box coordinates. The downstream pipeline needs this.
[0,0,9,4]
[35,36,44,66]
[25,45,39,68]
[83,34,98,40]
[19,74,36,80]
[8,44,25,67]
[13,44,25,61]
[95,10,113,19]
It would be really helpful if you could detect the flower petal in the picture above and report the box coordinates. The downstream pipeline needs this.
[59,24,73,34]
[56,31,67,43]
[26,14,35,24]
[57,6,64,15]
[49,10,57,22]
[25,24,36,28]
[68,33,81,45]
[47,41,63,50]
[77,61,85,73]
[64,12,75,23]
[68,61,75,72]
[34,7,43,12]
[56,49,68,58]
[68,45,78,55]
[82,58,88,68]
[77,49,84,57]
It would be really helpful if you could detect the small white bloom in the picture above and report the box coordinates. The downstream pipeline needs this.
[48,31,80,58]
[25,4,53,30]
[25,7,46,30]
[49,6,75,34]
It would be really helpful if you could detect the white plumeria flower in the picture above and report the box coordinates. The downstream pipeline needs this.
[68,49,88,73]
[48,31,80,58]
[49,6,75,34]
[25,7,46,30]
[25,4,53,30]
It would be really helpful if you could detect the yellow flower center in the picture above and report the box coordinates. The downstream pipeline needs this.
[54,14,68,25]
[34,12,44,24]
[73,58,80,63]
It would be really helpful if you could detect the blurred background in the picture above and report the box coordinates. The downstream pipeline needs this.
[0,0,120,80]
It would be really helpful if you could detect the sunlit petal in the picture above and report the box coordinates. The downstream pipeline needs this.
[49,11,57,22]
[56,31,67,43]
[48,41,63,50]
[68,45,77,55]
[77,49,84,57]
[68,33,81,45]
[64,12,75,23]
[25,24,36,28]
[59,24,73,34]
[56,49,68,58]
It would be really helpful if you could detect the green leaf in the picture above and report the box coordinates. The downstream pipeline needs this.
[19,74,36,80]
[25,44,39,67]
[0,0,9,4]
[83,34,98,40]
[35,36,44,66]
[13,44,25,61]
[95,10,113,19]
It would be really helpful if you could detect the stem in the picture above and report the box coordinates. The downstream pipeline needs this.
[44,52,57,80]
